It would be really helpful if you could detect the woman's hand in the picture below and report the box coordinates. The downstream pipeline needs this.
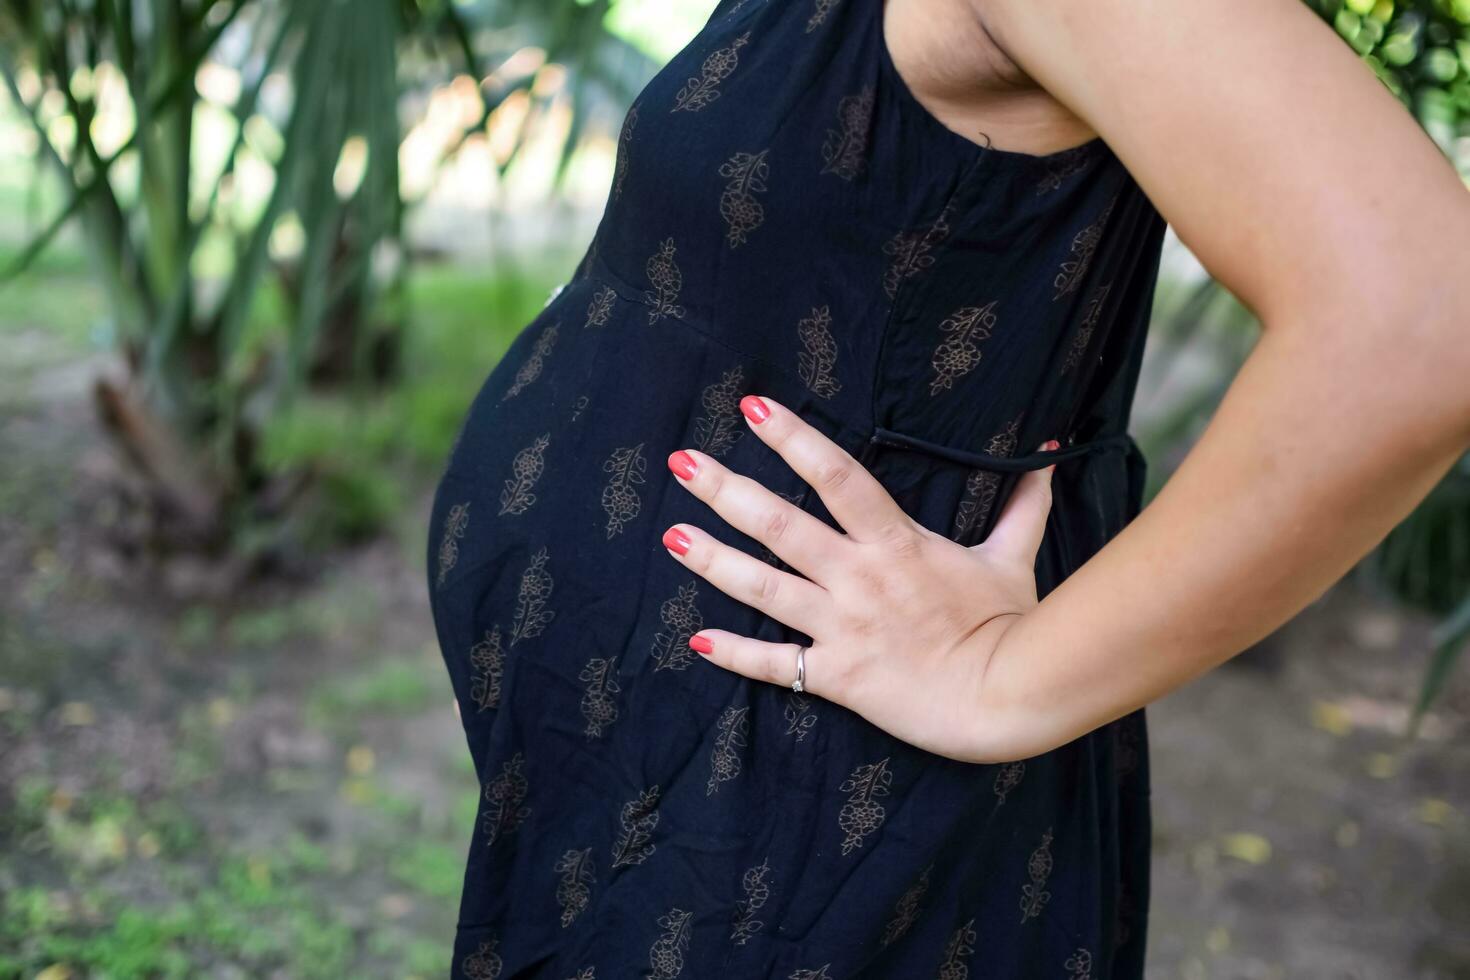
[660,393,1060,764]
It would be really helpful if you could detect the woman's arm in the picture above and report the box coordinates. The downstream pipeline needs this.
[973,0,1470,756]
[658,0,1470,765]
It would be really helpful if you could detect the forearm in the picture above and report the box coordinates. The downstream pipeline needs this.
[980,288,1470,760]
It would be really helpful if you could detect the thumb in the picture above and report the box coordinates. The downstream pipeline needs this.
[982,439,1060,564]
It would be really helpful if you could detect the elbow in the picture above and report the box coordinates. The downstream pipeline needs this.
[1357,275,1470,451]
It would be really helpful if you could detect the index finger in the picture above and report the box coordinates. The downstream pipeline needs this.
[738,394,911,542]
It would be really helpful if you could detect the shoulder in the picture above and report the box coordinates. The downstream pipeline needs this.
[966,0,1470,329]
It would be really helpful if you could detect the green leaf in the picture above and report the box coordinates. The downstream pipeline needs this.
[1410,593,1470,735]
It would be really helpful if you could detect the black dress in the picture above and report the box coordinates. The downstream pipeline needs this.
[426,0,1168,976]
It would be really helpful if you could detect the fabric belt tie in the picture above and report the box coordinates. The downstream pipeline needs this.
[867,426,1137,474]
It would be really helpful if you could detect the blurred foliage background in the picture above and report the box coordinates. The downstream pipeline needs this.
[0,0,1467,976]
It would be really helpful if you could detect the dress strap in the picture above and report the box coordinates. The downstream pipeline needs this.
[867,425,1136,473]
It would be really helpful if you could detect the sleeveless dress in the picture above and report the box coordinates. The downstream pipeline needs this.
[426,0,1168,976]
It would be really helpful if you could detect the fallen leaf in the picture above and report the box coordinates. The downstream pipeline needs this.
[59,702,95,727]
[208,698,236,727]
[1310,700,1352,737]
[1219,832,1272,865]
[1364,753,1398,779]
[1417,798,1455,827]
[346,745,375,776]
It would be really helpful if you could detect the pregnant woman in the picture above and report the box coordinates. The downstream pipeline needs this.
[426,0,1470,975]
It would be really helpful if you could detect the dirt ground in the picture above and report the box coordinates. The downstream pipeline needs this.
[1148,586,1470,978]
[2,327,1468,979]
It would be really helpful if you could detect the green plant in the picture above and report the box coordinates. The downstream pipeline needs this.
[0,0,659,571]
[0,0,408,562]
[1306,0,1470,147]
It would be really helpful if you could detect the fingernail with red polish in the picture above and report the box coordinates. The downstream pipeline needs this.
[662,526,691,556]
[1043,439,1061,451]
[668,450,697,480]
[689,634,714,655]
[740,395,770,424]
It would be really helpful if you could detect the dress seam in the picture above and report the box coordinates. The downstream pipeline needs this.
[865,151,995,451]
[578,255,814,390]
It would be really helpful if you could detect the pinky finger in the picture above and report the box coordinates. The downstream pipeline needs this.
[691,629,832,697]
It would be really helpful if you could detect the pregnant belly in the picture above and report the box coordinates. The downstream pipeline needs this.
[425,272,1138,765]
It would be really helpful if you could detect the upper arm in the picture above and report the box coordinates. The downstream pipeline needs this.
[974,0,1470,333]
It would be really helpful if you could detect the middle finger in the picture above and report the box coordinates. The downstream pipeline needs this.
[668,448,849,584]
[736,395,914,544]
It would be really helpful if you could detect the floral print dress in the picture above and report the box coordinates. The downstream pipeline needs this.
[427,0,1168,976]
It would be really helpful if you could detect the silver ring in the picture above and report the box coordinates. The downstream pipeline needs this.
[791,645,807,693]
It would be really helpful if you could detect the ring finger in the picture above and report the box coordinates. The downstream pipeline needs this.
[663,522,831,638]
[690,629,834,698]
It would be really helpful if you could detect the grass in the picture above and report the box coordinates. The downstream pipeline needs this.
[254,253,569,545]
[0,222,560,977]
[1,782,371,978]
[0,241,106,355]
[306,656,440,729]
